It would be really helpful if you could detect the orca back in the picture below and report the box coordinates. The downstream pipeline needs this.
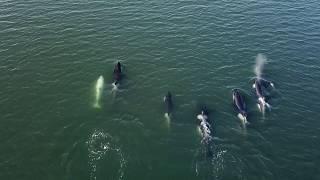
[164,92,173,114]
[255,80,264,97]
[113,62,122,82]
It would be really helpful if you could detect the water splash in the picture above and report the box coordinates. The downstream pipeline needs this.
[193,146,227,180]
[254,54,267,78]
[87,130,126,180]
[110,82,119,99]
[193,113,219,178]
[200,120,213,144]
[197,114,213,144]
[111,82,119,92]
[211,150,227,179]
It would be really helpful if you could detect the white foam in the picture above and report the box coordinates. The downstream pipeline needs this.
[194,147,227,178]
[197,114,212,144]
[87,130,126,180]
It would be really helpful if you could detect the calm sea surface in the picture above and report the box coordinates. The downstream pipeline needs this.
[1,0,320,179]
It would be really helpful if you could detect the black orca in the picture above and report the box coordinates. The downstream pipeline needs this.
[232,89,248,124]
[163,91,173,116]
[253,78,273,112]
[254,80,264,98]
[113,62,122,85]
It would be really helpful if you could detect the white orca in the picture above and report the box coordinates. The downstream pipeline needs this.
[94,75,104,108]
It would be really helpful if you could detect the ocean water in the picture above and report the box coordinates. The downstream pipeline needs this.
[0,0,320,179]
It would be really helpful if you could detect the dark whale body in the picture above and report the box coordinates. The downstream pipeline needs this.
[113,62,122,84]
[232,89,247,118]
[164,91,173,115]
